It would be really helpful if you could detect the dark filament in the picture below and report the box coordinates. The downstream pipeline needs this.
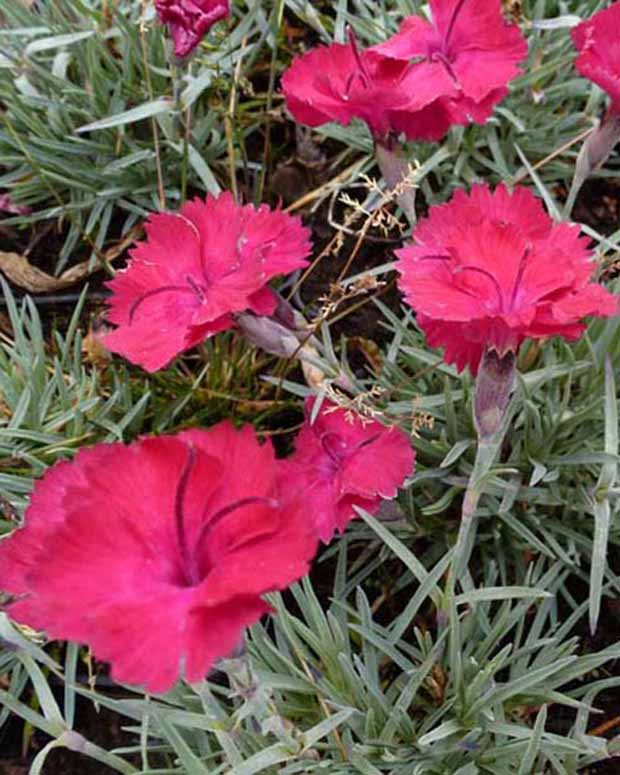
[357,432,381,450]
[186,275,207,301]
[347,26,372,89]
[321,430,381,464]
[453,265,505,311]
[173,446,279,587]
[509,247,530,310]
[195,496,279,550]
[442,0,467,50]
[429,50,459,85]
[175,446,199,586]
[128,284,194,324]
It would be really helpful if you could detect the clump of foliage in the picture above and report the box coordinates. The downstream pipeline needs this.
[2,1,620,774]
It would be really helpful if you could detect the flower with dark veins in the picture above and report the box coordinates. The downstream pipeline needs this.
[397,184,618,374]
[154,0,229,59]
[281,30,458,142]
[104,193,311,372]
[280,398,415,543]
[370,0,528,130]
[0,422,318,693]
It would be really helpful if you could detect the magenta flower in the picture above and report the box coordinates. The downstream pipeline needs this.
[397,184,617,374]
[572,3,620,112]
[282,0,526,142]
[0,423,318,693]
[282,33,458,142]
[154,0,229,58]
[371,0,527,130]
[280,398,414,543]
[104,193,311,372]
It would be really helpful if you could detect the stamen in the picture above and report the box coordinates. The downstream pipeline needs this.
[128,284,194,323]
[442,0,467,49]
[175,446,199,586]
[321,432,347,463]
[429,50,459,85]
[195,496,280,550]
[453,264,505,311]
[186,275,206,300]
[356,432,381,451]
[344,71,357,98]
[347,26,371,88]
[509,247,530,310]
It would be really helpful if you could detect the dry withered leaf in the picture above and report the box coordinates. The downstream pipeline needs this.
[0,225,142,294]
[81,321,113,368]
[0,251,86,293]
[0,311,12,336]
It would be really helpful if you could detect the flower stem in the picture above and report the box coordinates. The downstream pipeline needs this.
[449,359,518,585]
[170,58,190,205]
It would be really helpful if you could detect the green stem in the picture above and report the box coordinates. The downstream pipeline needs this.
[257,0,285,203]
[170,58,190,204]
[448,377,519,590]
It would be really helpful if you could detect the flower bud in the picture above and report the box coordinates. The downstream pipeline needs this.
[474,348,516,440]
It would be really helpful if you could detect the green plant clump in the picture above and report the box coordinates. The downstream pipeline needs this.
[1,1,620,774]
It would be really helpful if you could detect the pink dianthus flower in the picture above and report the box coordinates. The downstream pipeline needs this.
[0,423,317,693]
[572,3,620,113]
[371,0,528,131]
[281,34,457,141]
[279,398,414,543]
[282,0,527,143]
[104,192,311,372]
[154,0,229,59]
[397,184,617,374]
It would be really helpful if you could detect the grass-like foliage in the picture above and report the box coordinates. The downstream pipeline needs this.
[2,0,620,773]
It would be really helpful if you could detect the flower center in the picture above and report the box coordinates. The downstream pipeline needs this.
[321,432,350,467]
[453,265,506,312]
[429,50,459,85]
[319,430,381,473]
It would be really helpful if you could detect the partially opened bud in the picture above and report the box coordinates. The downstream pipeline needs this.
[567,109,620,215]
[235,312,301,360]
[474,348,516,440]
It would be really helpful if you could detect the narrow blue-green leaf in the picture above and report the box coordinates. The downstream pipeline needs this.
[517,705,548,775]
[25,30,94,54]
[358,509,436,594]
[455,587,552,606]
[76,99,173,133]
[301,708,354,749]
[590,498,610,635]
[229,743,295,775]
